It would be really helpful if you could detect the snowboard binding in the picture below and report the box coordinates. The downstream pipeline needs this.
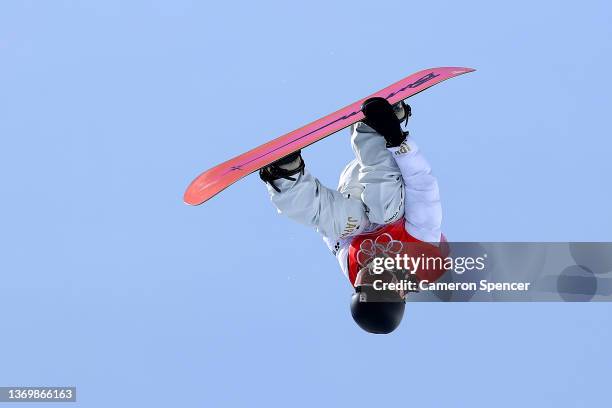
[259,150,305,192]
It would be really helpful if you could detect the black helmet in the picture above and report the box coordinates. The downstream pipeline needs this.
[350,286,405,334]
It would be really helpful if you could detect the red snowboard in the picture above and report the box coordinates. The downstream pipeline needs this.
[184,67,475,205]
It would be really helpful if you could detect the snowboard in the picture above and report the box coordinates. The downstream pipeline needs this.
[184,66,474,205]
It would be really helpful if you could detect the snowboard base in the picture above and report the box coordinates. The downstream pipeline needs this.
[184,67,475,206]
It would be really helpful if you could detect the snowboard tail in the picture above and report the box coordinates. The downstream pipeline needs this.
[184,67,475,206]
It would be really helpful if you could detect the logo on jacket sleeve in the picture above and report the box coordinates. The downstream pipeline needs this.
[394,141,411,156]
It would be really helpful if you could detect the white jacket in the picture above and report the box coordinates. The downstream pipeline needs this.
[265,122,442,279]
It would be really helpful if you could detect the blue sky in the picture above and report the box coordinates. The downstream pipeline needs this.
[1,0,611,406]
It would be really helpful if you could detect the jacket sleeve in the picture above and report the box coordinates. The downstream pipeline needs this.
[265,169,370,242]
[387,138,442,243]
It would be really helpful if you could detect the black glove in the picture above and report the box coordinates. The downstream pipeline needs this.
[259,150,305,192]
[361,97,408,148]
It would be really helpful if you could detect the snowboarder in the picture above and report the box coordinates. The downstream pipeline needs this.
[260,97,445,334]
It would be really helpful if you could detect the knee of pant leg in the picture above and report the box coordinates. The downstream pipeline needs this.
[405,200,442,232]
[362,186,404,225]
